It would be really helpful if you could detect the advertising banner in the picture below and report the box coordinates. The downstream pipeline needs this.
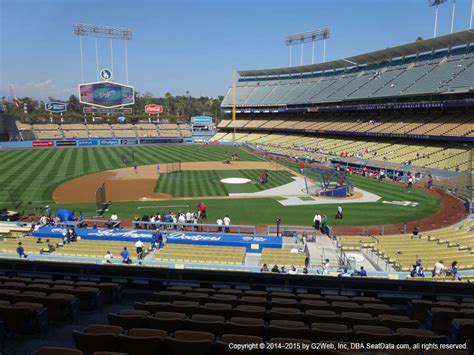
[144,104,163,114]
[99,139,120,146]
[45,102,67,113]
[120,139,139,145]
[55,140,77,147]
[33,227,282,252]
[77,139,98,146]
[32,141,54,147]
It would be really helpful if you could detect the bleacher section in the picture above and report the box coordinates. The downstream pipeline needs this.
[337,221,474,272]
[222,36,474,108]
[15,122,192,140]
[213,131,472,172]
[155,244,246,264]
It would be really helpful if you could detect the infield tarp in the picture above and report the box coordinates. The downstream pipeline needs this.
[33,227,282,252]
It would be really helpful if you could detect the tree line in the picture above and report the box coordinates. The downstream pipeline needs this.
[1,92,224,124]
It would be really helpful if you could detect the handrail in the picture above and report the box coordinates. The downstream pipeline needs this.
[132,221,257,235]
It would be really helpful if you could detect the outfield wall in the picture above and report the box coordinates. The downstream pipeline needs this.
[0,137,194,149]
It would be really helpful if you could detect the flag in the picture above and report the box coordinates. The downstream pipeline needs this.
[12,96,21,107]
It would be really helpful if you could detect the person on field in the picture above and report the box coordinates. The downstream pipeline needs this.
[335,205,343,219]
[313,212,322,230]
[427,174,433,189]
[407,175,413,191]
[223,215,231,233]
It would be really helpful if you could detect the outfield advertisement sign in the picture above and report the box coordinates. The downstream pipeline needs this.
[120,139,139,145]
[77,139,99,146]
[99,139,120,146]
[45,102,67,113]
[55,140,77,147]
[144,104,163,114]
[33,227,282,252]
[32,141,54,147]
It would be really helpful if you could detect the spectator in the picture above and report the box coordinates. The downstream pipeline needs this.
[152,228,163,250]
[36,238,43,244]
[417,266,425,277]
[338,267,351,277]
[46,239,55,252]
[427,174,433,189]
[16,242,27,258]
[407,176,413,191]
[104,251,113,263]
[110,212,118,221]
[223,215,231,233]
[178,213,186,230]
[135,240,144,259]
[451,261,459,281]
[352,266,367,276]
[433,260,445,276]
[410,265,418,278]
[216,217,223,232]
[185,210,193,223]
[321,214,329,234]
[288,266,297,274]
[260,263,269,272]
[322,259,331,275]
[412,227,420,239]
[271,264,280,273]
[335,205,343,219]
[78,211,85,227]
[120,247,131,264]
[313,212,321,230]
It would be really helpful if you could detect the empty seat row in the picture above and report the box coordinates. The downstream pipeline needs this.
[71,323,457,355]
[109,309,421,338]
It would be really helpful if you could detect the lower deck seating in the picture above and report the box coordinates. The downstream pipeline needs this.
[155,245,246,265]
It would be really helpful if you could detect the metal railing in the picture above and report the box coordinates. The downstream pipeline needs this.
[57,219,122,229]
[132,221,257,235]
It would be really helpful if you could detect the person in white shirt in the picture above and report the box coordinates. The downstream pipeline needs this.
[288,266,297,274]
[433,260,445,276]
[104,251,113,263]
[216,217,223,232]
[313,213,321,230]
[223,215,231,233]
[178,214,186,230]
[322,259,331,275]
[185,211,191,223]
[135,240,145,259]
[110,213,118,221]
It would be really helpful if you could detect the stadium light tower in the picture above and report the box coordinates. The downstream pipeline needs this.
[470,0,474,29]
[429,0,447,37]
[284,27,331,67]
[450,0,456,33]
[73,24,132,83]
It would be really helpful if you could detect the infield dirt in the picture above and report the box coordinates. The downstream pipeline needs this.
[53,161,291,203]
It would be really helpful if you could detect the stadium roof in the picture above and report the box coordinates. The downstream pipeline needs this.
[238,29,474,77]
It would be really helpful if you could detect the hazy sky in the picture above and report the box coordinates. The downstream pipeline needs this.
[1,0,472,100]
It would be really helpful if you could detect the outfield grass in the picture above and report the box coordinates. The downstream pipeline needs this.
[0,145,441,226]
[154,170,294,197]
[0,145,261,203]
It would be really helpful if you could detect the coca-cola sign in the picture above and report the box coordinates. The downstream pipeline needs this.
[145,104,163,114]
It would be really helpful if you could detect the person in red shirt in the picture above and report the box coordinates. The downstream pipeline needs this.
[197,202,207,220]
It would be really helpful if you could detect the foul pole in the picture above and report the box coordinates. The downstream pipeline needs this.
[232,70,237,142]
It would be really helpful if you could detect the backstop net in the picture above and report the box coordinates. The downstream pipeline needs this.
[303,166,354,197]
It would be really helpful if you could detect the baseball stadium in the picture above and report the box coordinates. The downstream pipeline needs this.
[0,1,473,354]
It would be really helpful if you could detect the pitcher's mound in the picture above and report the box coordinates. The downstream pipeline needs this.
[220,178,251,184]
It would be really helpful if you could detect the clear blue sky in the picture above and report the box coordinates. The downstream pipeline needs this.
[1,0,472,101]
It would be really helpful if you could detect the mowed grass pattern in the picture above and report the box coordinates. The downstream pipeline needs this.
[154,170,295,197]
[0,145,262,202]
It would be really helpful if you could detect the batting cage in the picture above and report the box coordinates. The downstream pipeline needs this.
[303,165,354,197]
[164,161,182,173]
